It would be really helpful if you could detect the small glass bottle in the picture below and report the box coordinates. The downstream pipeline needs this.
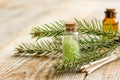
[62,23,80,61]
[103,8,119,34]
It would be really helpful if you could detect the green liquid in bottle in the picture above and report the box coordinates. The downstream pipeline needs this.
[63,37,79,61]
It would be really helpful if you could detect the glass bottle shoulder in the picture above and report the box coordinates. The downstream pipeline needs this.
[103,18,118,24]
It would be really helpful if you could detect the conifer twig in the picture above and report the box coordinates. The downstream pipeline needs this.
[14,40,62,58]
[54,40,120,73]
[30,21,65,40]
[30,19,120,40]
[75,19,118,37]
[14,19,120,73]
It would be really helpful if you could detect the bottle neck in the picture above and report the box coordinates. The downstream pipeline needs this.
[105,12,116,18]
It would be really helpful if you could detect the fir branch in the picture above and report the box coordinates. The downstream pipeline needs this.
[75,19,119,37]
[14,35,120,57]
[14,40,62,58]
[54,37,120,72]
[30,21,65,40]
[14,19,120,73]
[15,35,119,72]
[30,19,119,40]
[79,37,119,52]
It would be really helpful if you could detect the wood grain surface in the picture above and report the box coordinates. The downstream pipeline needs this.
[0,0,120,80]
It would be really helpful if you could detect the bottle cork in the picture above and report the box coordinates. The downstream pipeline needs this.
[105,8,116,13]
[104,8,117,18]
[65,22,77,31]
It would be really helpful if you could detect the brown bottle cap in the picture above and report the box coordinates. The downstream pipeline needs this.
[65,22,76,27]
[105,8,116,13]
[65,22,77,31]
[105,8,117,18]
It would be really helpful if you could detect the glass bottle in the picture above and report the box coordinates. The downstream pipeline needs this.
[62,23,80,61]
[102,8,119,38]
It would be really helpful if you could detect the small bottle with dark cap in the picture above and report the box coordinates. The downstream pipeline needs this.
[62,22,80,61]
[103,8,119,34]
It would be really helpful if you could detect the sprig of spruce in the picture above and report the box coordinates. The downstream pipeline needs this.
[30,19,119,40]
[14,19,120,73]
[75,19,118,36]
[30,21,65,40]
[54,37,120,72]
[15,36,115,56]
[15,40,62,58]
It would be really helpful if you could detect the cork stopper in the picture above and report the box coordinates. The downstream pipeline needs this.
[106,8,115,12]
[65,22,77,31]
[65,22,76,26]
[105,8,116,13]
[105,8,117,18]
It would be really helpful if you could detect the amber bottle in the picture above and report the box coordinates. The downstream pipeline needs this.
[103,8,118,34]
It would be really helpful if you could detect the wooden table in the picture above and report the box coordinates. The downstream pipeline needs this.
[0,0,120,80]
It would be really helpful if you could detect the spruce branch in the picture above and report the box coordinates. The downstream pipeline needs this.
[75,19,119,37]
[30,19,120,40]
[14,35,120,58]
[30,21,65,40]
[14,40,62,58]
[14,19,120,73]
[79,36,119,52]
[54,37,120,72]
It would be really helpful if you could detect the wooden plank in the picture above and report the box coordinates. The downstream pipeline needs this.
[0,0,103,80]
[0,0,67,49]
[0,0,106,51]
[2,58,52,80]
[53,73,86,80]
[0,0,14,8]
[0,57,31,80]
[1,0,120,80]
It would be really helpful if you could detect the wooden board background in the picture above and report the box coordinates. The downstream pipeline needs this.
[0,0,120,80]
